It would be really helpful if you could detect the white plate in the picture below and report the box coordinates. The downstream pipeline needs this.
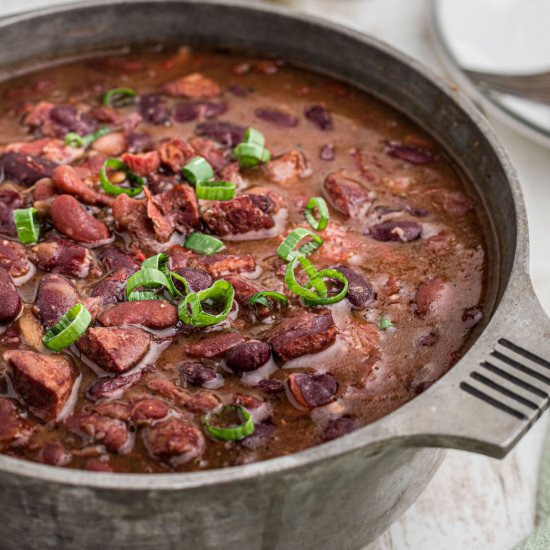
[430,0,550,147]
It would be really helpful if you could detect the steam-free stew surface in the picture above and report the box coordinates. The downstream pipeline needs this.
[0,48,489,473]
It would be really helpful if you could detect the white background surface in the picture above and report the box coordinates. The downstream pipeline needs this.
[2,1,550,548]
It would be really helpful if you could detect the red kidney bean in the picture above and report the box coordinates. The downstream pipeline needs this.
[180,363,218,387]
[304,105,333,130]
[226,340,271,373]
[322,417,356,441]
[49,104,97,137]
[126,132,153,153]
[257,378,284,394]
[0,187,23,236]
[0,152,57,186]
[241,422,276,450]
[86,370,143,401]
[368,220,422,243]
[35,273,78,329]
[36,441,70,466]
[97,300,178,330]
[0,267,21,323]
[334,266,376,308]
[254,107,299,127]
[174,267,212,293]
[195,120,246,147]
[138,93,170,125]
[319,143,335,161]
[50,195,110,244]
[385,140,434,165]
[288,372,339,408]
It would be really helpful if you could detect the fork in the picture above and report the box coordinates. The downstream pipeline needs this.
[464,68,550,105]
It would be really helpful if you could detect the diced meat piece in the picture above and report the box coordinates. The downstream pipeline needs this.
[185,332,245,359]
[91,131,126,157]
[0,239,30,278]
[151,184,201,235]
[0,152,56,185]
[147,378,220,412]
[334,266,376,308]
[31,239,93,279]
[93,401,132,421]
[88,105,121,124]
[220,162,246,189]
[368,220,422,243]
[6,138,83,164]
[0,267,21,323]
[270,310,336,361]
[223,274,271,319]
[167,245,195,270]
[245,187,283,214]
[66,413,131,453]
[201,195,275,236]
[46,104,97,138]
[385,140,434,165]
[188,136,231,172]
[180,363,219,387]
[255,107,299,127]
[86,370,143,402]
[121,151,161,177]
[322,417,356,441]
[441,191,475,216]
[194,121,246,148]
[50,195,111,244]
[0,187,24,236]
[323,172,372,217]
[241,422,276,450]
[304,105,333,130]
[162,72,221,98]
[157,138,195,173]
[0,398,32,449]
[288,372,339,408]
[265,150,312,186]
[143,187,173,241]
[35,274,79,329]
[77,327,151,374]
[190,254,256,277]
[143,418,205,464]
[320,143,335,161]
[3,350,73,422]
[98,246,139,275]
[226,340,271,373]
[414,277,446,318]
[111,194,158,252]
[138,93,170,125]
[130,398,169,424]
[36,440,70,466]
[97,300,178,330]
[24,100,55,127]
[173,267,212,294]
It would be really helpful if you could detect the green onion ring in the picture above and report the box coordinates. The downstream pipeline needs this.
[178,279,234,327]
[284,255,327,301]
[102,87,138,107]
[234,142,271,168]
[303,268,349,306]
[127,291,162,302]
[182,156,214,185]
[126,268,172,300]
[100,158,145,197]
[13,207,40,244]
[204,405,255,441]
[65,127,110,149]
[195,180,237,201]
[277,228,323,261]
[166,271,190,299]
[249,291,289,308]
[141,253,169,273]
[244,127,266,148]
[42,304,92,351]
[304,196,329,231]
[184,232,225,255]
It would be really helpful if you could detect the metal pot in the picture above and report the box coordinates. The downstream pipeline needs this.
[0,2,548,549]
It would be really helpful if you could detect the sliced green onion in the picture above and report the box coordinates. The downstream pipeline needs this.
[178,279,234,327]
[249,291,289,308]
[42,304,91,351]
[378,316,395,331]
[244,127,266,148]
[126,267,172,300]
[102,87,138,107]
[182,156,214,185]
[303,268,348,306]
[284,255,327,302]
[195,180,236,201]
[128,291,162,301]
[277,228,323,261]
[13,207,40,244]
[65,127,110,149]
[100,158,145,197]
[184,232,224,255]
[304,196,329,231]
[204,405,254,441]
[234,143,271,168]
[142,253,169,273]
[167,271,190,298]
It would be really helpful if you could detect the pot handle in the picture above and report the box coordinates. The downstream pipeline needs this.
[382,278,550,459]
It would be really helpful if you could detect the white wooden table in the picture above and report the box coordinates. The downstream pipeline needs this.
[3,0,550,548]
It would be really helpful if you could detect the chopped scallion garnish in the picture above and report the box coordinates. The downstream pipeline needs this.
[378,316,395,330]
[141,253,169,273]
[13,207,40,244]
[65,127,110,149]
[204,405,255,441]
[182,156,214,185]
[125,267,173,301]
[234,127,271,168]
[184,232,225,255]
[304,196,329,231]
[42,304,91,351]
[178,279,234,327]
[102,87,138,107]
[249,291,289,308]
[195,180,237,201]
[100,158,145,197]
[277,227,323,261]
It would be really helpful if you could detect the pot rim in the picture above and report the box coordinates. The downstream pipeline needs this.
[0,0,527,490]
